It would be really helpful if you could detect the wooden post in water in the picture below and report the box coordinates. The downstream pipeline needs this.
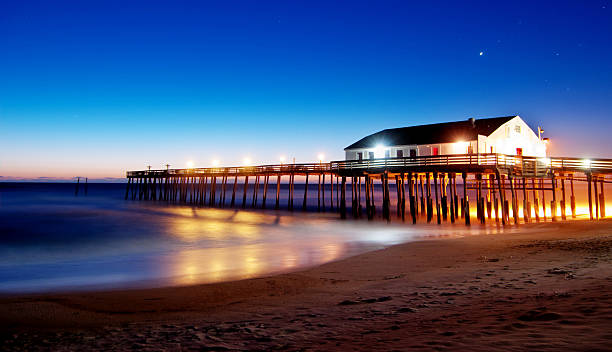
[532,178,539,222]
[340,176,347,219]
[449,173,455,223]
[487,175,492,219]
[401,172,406,221]
[262,174,269,209]
[336,175,339,212]
[383,173,391,221]
[414,174,420,217]
[441,173,447,221]
[594,175,599,220]
[588,172,593,220]
[522,177,529,223]
[230,176,237,207]
[351,177,356,218]
[125,178,131,200]
[509,175,518,224]
[365,175,371,219]
[275,174,281,210]
[318,174,322,212]
[419,175,425,216]
[451,173,457,220]
[463,172,470,225]
[425,173,432,223]
[560,174,567,220]
[551,175,557,221]
[252,175,259,208]
[476,174,483,224]
[242,176,249,208]
[356,176,362,216]
[408,172,417,224]
[540,179,546,221]
[434,172,441,224]
[322,173,326,212]
[496,171,506,226]
[570,174,576,218]
[289,173,295,211]
[330,174,334,211]
[303,173,309,211]
[600,177,606,218]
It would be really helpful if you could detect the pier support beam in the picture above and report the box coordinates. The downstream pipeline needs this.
[340,176,347,219]
[463,172,470,226]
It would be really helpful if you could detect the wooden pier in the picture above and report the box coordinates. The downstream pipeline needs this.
[126,153,611,226]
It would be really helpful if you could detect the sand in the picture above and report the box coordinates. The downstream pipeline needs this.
[1,220,612,351]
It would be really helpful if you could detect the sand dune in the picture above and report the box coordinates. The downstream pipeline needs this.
[1,220,612,351]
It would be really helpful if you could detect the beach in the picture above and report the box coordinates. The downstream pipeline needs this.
[1,219,611,351]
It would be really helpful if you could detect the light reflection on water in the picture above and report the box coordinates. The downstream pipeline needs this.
[0,183,517,293]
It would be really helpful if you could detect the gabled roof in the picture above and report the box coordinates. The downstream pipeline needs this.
[344,116,517,150]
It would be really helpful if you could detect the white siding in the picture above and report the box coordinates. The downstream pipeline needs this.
[344,116,547,160]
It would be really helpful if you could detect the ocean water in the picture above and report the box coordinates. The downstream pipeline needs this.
[0,182,525,293]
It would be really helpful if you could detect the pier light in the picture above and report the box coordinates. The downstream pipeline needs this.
[318,153,325,162]
[186,161,194,168]
[538,157,551,167]
[583,159,591,169]
[212,159,220,167]
[280,156,286,163]
[373,144,386,158]
[453,141,470,154]
[243,157,252,166]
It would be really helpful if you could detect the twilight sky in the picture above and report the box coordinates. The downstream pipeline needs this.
[1,0,611,180]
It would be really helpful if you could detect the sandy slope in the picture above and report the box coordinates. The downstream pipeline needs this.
[1,220,612,351]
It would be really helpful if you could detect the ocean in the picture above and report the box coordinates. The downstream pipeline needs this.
[0,182,534,293]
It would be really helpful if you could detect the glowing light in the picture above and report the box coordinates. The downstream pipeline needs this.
[279,155,286,163]
[453,141,470,154]
[318,153,325,162]
[538,157,551,167]
[479,51,484,56]
[212,159,220,167]
[372,144,386,158]
[243,157,252,166]
[583,159,591,169]
[186,161,194,168]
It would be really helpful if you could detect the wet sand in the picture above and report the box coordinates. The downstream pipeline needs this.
[1,220,612,351]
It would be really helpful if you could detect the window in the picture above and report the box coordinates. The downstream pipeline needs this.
[514,125,521,134]
[369,151,374,159]
[396,150,403,158]
[467,145,474,154]
[385,150,390,158]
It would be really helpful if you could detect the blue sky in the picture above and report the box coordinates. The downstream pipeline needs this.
[1,0,611,179]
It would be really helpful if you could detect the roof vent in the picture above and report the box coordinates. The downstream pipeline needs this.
[469,117,476,127]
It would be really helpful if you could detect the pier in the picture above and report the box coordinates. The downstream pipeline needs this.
[126,153,611,226]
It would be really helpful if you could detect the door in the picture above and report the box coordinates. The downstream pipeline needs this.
[516,148,523,156]
[357,152,363,162]
[396,150,403,158]
[410,149,417,158]
[369,151,374,159]
[432,147,439,156]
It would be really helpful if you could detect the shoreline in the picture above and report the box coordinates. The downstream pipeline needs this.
[2,219,612,350]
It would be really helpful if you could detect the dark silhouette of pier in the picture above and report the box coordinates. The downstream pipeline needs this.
[126,153,611,225]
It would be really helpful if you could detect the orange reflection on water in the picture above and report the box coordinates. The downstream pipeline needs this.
[168,241,338,286]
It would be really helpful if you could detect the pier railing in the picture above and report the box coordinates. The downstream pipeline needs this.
[127,153,612,178]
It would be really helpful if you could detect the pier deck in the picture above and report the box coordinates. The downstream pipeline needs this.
[126,153,611,225]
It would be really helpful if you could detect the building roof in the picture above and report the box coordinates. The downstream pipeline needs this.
[344,116,517,150]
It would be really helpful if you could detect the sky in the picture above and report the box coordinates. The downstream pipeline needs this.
[1,0,611,180]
